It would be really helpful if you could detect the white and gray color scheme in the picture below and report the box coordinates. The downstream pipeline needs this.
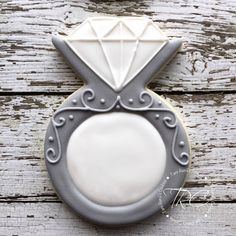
[44,17,190,225]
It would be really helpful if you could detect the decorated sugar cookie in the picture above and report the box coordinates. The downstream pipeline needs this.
[44,17,190,225]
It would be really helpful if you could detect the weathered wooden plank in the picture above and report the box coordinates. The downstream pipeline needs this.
[0,202,235,236]
[0,0,235,93]
[0,93,235,201]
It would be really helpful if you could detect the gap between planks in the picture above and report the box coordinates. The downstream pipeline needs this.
[0,90,236,96]
[0,202,235,236]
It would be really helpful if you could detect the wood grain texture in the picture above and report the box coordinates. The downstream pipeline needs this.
[1,0,236,234]
[0,0,236,93]
[0,94,235,202]
[0,203,235,236]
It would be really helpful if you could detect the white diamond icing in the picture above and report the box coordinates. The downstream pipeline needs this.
[65,17,168,91]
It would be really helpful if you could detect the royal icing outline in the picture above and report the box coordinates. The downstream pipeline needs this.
[45,17,190,225]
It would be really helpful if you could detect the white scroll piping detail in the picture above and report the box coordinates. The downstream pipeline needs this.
[64,17,168,91]
[46,89,189,166]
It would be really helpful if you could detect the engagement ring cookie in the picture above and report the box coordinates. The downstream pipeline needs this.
[44,17,190,225]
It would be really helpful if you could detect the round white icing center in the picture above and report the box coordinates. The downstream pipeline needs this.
[67,112,166,206]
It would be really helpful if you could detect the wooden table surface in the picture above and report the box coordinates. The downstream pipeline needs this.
[0,0,235,235]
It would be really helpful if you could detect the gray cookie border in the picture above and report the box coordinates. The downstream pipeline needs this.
[44,36,190,225]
